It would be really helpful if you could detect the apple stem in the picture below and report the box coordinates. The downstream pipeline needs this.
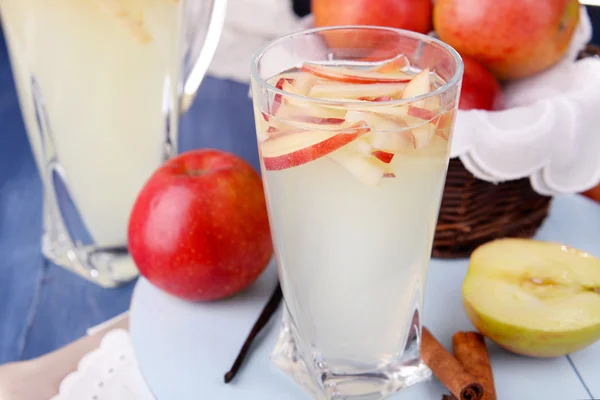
[186,169,208,176]
[224,282,283,383]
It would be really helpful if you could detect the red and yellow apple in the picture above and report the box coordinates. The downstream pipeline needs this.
[434,0,580,80]
[459,55,505,111]
[128,149,273,302]
[312,0,433,50]
[313,0,433,35]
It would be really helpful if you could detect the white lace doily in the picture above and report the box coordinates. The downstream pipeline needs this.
[207,2,600,195]
[51,329,155,400]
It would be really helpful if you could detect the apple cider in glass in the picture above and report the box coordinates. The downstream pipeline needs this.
[251,27,463,399]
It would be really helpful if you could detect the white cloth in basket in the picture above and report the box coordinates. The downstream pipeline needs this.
[452,7,600,195]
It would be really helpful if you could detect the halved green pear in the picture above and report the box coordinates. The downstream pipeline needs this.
[462,238,600,358]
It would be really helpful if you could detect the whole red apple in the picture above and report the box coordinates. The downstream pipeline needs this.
[459,54,505,111]
[434,0,580,81]
[128,149,273,302]
[313,0,433,49]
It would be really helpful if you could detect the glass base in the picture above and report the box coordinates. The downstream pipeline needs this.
[28,72,140,289]
[39,152,139,288]
[271,308,432,400]
[42,231,139,289]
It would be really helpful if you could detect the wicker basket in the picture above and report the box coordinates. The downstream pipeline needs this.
[432,44,600,259]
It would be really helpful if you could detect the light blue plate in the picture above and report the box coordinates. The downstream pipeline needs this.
[130,195,600,400]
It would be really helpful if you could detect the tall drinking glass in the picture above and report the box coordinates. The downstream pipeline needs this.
[250,27,463,399]
[0,0,226,287]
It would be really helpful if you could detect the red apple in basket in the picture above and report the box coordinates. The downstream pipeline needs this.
[459,55,505,111]
[312,0,433,50]
[434,0,580,81]
[128,149,273,302]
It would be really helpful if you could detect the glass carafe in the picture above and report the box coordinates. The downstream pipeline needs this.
[0,0,227,287]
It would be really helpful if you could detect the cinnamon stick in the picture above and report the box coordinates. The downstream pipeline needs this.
[583,184,600,203]
[421,327,484,400]
[452,332,496,400]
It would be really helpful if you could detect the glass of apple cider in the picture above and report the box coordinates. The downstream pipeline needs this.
[250,26,463,399]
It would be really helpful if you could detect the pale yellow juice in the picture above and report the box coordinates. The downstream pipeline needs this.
[0,0,181,247]
[263,138,448,366]
[255,64,453,370]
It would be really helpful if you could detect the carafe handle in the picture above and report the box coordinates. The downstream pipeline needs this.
[180,0,227,113]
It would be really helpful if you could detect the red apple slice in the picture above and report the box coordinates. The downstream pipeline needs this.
[425,93,442,112]
[267,71,304,87]
[372,150,394,164]
[374,55,410,73]
[272,101,347,129]
[290,116,346,125]
[357,96,393,102]
[402,68,431,99]
[411,123,436,149]
[309,82,407,100]
[254,107,271,141]
[329,148,387,186]
[267,96,347,131]
[277,97,347,117]
[433,109,455,141]
[302,63,412,83]
[365,113,436,150]
[345,110,414,152]
[374,104,444,125]
[281,74,317,96]
[371,104,441,123]
[270,77,292,115]
[269,118,346,134]
[265,119,347,139]
[430,72,446,90]
[369,129,413,153]
[402,68,431,108]
[371,106,410,119]
[382,114,437,149]
[261,121,369,171]
[407,106,438,121]
[345,110,407,132]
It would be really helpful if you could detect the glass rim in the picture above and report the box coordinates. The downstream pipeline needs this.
[250,25,464,108]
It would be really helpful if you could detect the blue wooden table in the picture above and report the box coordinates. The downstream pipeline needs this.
[1,9,600,366]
